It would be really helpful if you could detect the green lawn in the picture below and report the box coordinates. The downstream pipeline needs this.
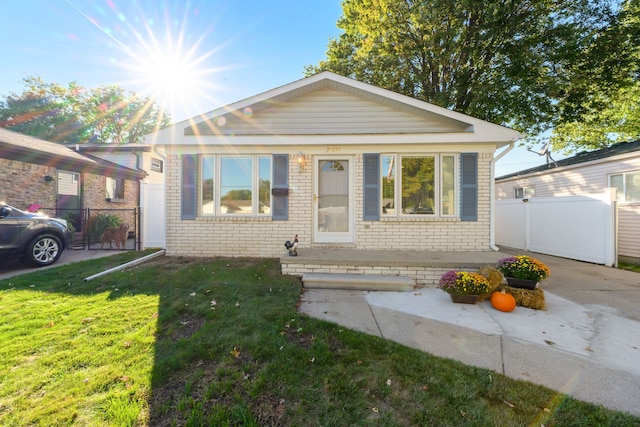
[0,252,638,426]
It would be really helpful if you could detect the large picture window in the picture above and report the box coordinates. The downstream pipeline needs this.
[201,155,272,215]
[381,154,456,217]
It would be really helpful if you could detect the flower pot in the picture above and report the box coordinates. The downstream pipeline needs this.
[505,277,537,290]
[449,294,479,304]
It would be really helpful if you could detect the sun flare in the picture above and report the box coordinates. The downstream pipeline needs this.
[68,0,225,122]
[136,46,208,112]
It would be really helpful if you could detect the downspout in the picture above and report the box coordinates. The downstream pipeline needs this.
[490,143,515,251]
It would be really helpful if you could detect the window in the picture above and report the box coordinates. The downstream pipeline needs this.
[610,172,640,202]
[200,155,272,215]
[381,154,456,216]
[381,155,396,214]
[201,157,215,214]
[106,177,124,200]
[514,186,535,199]
[151,157,163,172]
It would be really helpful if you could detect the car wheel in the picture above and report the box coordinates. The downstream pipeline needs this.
[23,234,63,267]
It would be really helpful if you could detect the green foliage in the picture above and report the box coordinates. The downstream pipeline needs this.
[0,255,637,426]
[88,212,122,242]
[551,0,640,152]
[308,0,625,146]
[0,75,170,144]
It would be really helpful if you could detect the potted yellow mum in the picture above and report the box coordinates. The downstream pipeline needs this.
[438,271,490,304]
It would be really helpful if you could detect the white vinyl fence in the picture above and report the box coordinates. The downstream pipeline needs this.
[495,190,617,266]
[140,182,166,249]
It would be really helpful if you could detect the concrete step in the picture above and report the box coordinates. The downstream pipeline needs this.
[302,273,415,292]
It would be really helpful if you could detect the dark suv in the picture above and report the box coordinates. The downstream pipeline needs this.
[0,203,73,267]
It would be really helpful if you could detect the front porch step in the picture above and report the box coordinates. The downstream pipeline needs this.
[302,273,414,292]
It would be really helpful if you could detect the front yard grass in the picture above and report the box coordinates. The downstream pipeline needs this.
[0,252,638,426]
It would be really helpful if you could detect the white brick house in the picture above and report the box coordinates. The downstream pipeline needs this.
[145,72,521,258]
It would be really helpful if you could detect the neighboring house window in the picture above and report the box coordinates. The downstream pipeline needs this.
[200,155,272,215]
[514,186,535,199]
[151,157,164,172]
[610,172,640,202]
[106,177,125,200]
[381,154,457,216]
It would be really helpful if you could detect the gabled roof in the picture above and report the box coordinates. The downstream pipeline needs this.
[0,127,146,180]
[146,71,521,147]
[496,140,640,180]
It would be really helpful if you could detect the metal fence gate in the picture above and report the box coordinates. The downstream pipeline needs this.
[42,207,140,251]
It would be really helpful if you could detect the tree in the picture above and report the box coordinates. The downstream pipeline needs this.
[0,76,170,144]
[551,0,640,153]
[307,0,616,140]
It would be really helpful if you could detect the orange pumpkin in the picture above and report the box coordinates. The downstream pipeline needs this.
[491,291,516,312]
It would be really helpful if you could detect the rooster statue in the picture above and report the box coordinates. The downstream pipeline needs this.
[284,234,299,256]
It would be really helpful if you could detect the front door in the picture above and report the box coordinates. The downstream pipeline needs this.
[314,157,354,243]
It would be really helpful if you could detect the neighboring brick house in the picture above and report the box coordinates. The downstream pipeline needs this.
[145,72,521,258]
[0,127,146,234]
[73,143,167,248]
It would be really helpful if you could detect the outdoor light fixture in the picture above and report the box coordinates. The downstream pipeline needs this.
[297,152,306,173]
[44,175,55,183]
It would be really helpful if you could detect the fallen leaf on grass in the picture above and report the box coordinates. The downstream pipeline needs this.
[503,399,515,408]
[123,341,132,348]
[230,347,240,358]
[386,379,392,386]
[372,407,379,413]
[45,321,54,328]
[82,318,95,324]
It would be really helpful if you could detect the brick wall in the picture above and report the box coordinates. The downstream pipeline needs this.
[0,159,56,209]
[82,172,139,210]
[0,159,139,213]
[163,152,493,258]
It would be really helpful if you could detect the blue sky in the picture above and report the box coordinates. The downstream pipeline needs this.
[0,0,557,176]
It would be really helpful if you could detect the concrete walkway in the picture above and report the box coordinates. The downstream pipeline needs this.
[299,251,640,417]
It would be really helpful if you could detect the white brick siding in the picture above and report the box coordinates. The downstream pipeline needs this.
[163,152,493,258]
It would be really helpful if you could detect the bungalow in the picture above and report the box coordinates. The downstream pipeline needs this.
[145,72,521,271]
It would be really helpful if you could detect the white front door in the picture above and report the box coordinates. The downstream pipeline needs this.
[314,156,354,243]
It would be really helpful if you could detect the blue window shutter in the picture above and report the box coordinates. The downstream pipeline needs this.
[460,153,478,221]
[181,155,197,220]
[272,154,289,220]
[363,153,380,220]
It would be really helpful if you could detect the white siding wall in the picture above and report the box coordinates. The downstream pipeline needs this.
[190,88,467,136]
[618,203,640,262]
[495,155,640,200]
